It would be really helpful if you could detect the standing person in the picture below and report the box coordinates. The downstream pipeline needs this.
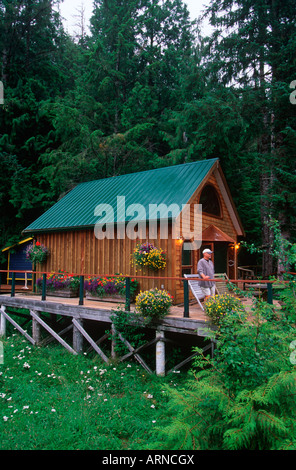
[197,248,216,300]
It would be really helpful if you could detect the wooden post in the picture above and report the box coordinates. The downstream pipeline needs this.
[267,283,273,305]
[33,263,36,293]
[183,279,189,318]
[42,273,46,301]
[73,318,84,353]
[32,310,41,344]
[11,272,15,297]
[156,329,165,376]
[0,306,6,337]
[79,276,84,305]
[72,318,108,362]
[111,323,117,359]
[125,277,130,311]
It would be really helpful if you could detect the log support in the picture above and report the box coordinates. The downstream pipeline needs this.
[73,318,84,354]
[0,306,6,337]
[32,310,41,344]
[155,329,165,376]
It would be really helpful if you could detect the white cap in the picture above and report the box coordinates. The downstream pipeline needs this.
[203,248,213,254]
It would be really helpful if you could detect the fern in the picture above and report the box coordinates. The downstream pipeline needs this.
[155,285,296,450]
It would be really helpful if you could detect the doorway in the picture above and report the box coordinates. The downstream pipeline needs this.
[213,243,228,274]
[199,242,229,276]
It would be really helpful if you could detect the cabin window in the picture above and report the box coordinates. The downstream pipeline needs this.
[199,184,221,217]
[182,242,193,276]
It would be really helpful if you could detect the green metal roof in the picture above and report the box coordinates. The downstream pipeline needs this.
[23,159,218,233]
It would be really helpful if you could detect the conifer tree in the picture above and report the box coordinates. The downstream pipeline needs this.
[202,0,296,275]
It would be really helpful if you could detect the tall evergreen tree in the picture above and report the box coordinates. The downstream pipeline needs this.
[0,0,75,251]
[164,0,296,275]
[203,0,296,275]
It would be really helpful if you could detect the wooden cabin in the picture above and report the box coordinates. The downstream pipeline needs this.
[23,159,245,304]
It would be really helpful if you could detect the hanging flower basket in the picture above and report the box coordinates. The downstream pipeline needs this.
[26,242,49,264]
[131,243,166,271]
[36,270,80,297]
[84,275,139,302]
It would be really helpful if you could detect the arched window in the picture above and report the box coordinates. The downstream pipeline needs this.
[199,185,221,217]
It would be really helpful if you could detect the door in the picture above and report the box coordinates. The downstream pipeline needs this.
[213,243,228,274]
[199,243,228,275]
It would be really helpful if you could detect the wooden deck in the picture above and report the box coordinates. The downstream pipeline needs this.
[0,289,281,375]
[0,292,213,375]
[0,291,208,334]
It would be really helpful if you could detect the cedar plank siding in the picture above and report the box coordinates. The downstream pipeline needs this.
[36,168,239,305]
[37,223,176,299]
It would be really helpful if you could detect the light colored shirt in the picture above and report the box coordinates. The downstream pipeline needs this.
[197,258,215,288]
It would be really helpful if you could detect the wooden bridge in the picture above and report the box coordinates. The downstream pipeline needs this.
[0,269,287,375]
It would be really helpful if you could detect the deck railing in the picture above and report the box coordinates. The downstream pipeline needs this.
[0,269,295,318]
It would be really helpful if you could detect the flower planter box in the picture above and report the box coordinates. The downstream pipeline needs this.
[39,288,79,298]
[85,292,126,303]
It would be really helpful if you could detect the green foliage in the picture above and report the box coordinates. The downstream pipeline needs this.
[0,333,184,450]
[241,217,296,275]
[276,282,296,324]
[1,0,295,271]
[153,286,296,450]
[204,293,246,326]
[109,307,145,356]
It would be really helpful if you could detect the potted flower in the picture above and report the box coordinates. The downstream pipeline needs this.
[26,242,49,264]
[204,294,246,326]
[84,275,139,302]
[132,243,166,271]
[36,270,80,297]
[135,288,173,323]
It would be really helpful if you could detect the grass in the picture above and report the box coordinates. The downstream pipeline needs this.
[0,333,185,450]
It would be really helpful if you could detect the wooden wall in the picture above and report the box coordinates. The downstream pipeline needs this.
[37,222,179,301]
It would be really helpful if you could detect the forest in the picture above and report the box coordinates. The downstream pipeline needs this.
[0,0,296,275]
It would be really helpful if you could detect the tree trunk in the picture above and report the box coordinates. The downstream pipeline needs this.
[259,108,274,278]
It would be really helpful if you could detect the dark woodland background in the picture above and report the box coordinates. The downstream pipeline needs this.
[1,0,296,275]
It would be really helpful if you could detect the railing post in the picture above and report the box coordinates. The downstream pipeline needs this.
[183,279,189,318]
[267,283,273,305]
[125,277,130,311]
[79,276,84,305]
[11,272,15,297]
[42,273,46,301]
